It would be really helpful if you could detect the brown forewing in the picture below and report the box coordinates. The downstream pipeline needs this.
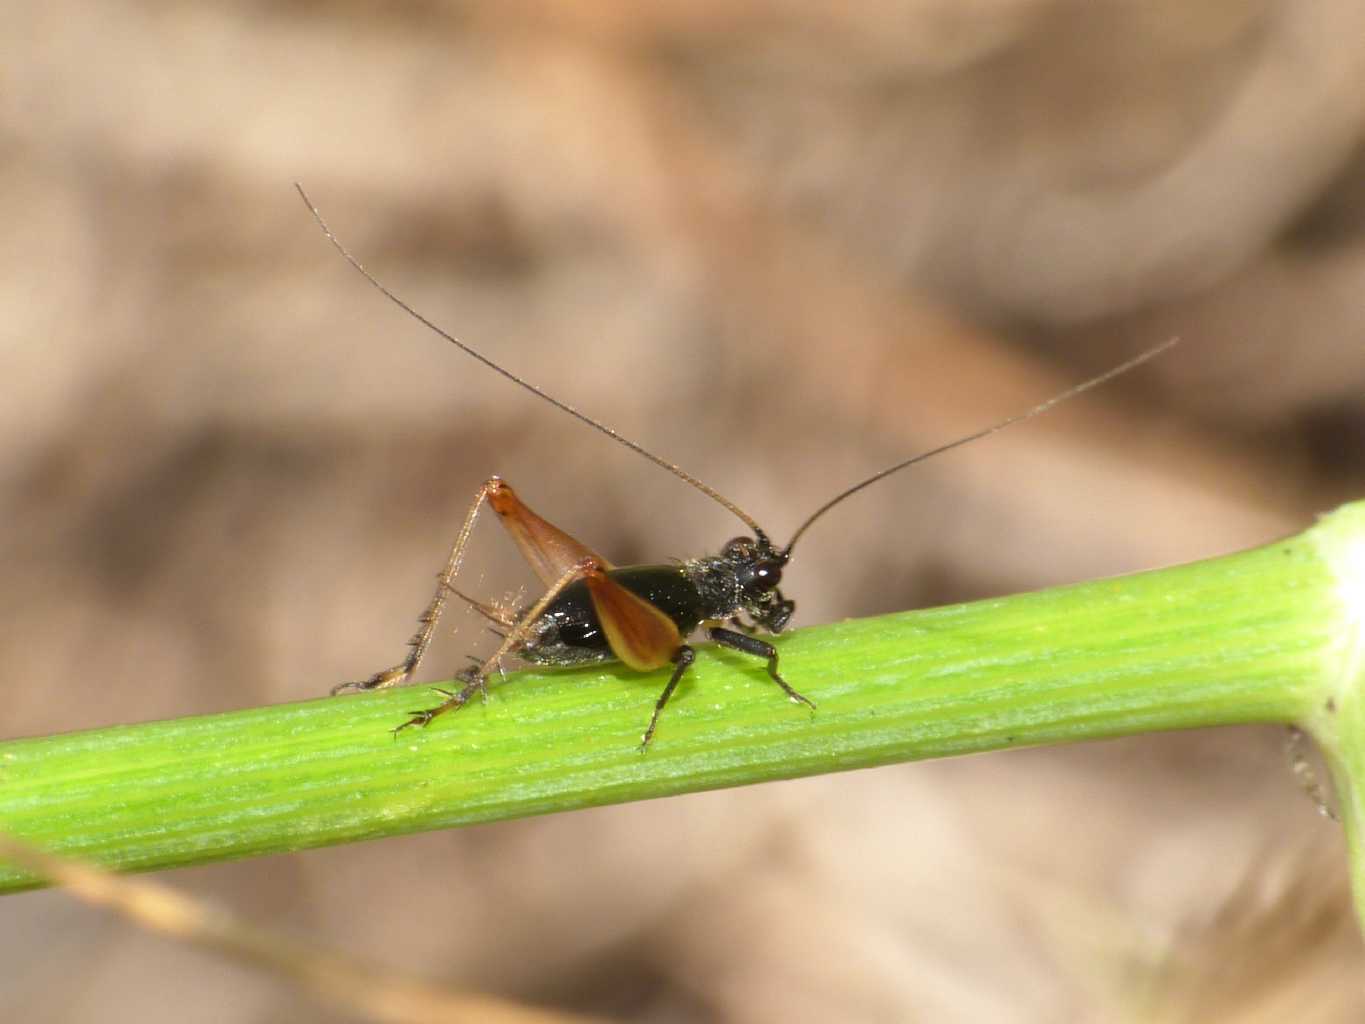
[584,569,682,671]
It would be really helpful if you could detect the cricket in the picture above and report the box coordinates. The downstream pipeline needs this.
[297,185,1176,750]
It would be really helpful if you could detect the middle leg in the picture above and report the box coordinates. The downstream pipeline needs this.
[640,645,695,751]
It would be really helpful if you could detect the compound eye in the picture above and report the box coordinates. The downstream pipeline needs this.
[754,560,783,588]
[740,559,783,598]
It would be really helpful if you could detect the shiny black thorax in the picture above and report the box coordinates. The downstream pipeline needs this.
[518,536,793,668]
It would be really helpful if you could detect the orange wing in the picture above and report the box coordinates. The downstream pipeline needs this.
[584,569,682,671]
[487,478,611,587]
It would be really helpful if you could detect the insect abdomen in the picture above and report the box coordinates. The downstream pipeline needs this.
[520,564,706,666]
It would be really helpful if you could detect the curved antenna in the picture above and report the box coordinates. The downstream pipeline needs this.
[295,184,767,540]
[781,338,1179,557]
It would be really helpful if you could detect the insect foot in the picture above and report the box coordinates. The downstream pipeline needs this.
[392,707,436,737]
[391,673,485,737]
[332,664,410,696]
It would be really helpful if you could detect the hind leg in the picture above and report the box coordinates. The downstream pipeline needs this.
[334,478,506,696]
[393,558,605,734]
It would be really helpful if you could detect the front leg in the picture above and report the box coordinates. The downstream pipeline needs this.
[708,627,816,710]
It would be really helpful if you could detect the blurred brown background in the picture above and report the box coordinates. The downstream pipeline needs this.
[4,1,1365,1020]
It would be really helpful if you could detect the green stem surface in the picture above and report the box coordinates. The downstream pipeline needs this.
[3,503,1363,898]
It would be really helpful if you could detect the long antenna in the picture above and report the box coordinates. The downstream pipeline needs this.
[781,337,1179,557]
[295,184,767,539]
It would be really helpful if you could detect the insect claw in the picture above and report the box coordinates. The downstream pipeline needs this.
[396,710,438,736]
[332,663,409,695]
[391,717,421,738]
[392,713,430,738]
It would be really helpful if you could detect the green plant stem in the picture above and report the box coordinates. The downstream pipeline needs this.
[1300,503,1365,924]
[3,502,1362,900]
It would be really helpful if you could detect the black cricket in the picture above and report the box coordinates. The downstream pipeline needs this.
[297,185,1174,749]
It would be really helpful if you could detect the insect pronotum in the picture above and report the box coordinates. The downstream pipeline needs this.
[296,185,1176,750]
